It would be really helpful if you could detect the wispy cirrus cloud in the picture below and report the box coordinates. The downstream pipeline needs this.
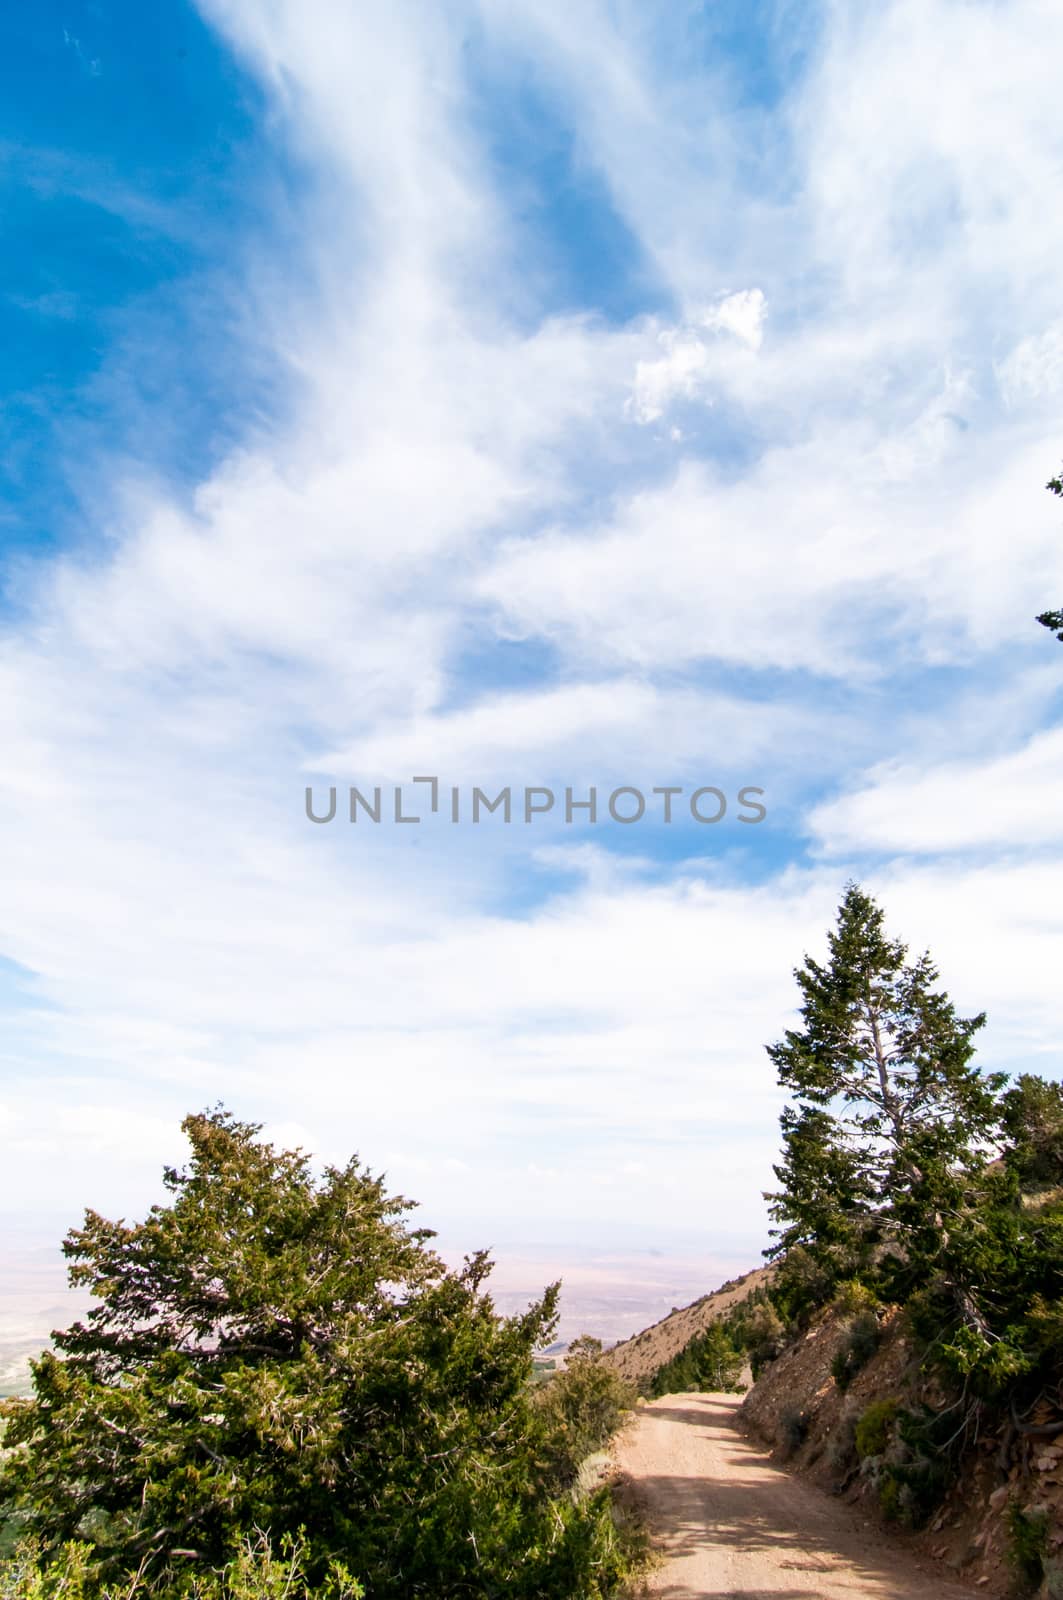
[2,0,1063,1282]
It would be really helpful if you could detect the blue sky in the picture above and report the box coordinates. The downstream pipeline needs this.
[2,0,1063,1300]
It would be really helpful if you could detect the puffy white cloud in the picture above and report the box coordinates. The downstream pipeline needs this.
[627,290,766,422]
[702,289,766,351]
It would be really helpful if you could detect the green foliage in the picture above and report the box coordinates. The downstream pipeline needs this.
[885,1409,953,1526]
[1003,1073,1063,1188]
[206,1533,362,1600]
[0,1533,363,1600]
[875,1452,944,1528]
[854,1398,898,1459]
[648,1323,744,1398]
[661,1287,791,1389]
[877,1476,902,1521]
[777,1407,808,1460]
[769,1245,852,1329]
[1038,464,1063,641]
[824,1407,858,1477]
[757,888,1063,1529]
[0,1110,635,1600]
[852,1400,951,1525]
[534,1338,635,1493]
[831,1279,880,1316]
[1008,1502,1050,1593]
[902,1167,1063,1403]
[829,1310,881,1391]
[765,884,1003,1298]
[728,1299,786,1379]
[0,1541,93,1600]
[767,1108,872,1270]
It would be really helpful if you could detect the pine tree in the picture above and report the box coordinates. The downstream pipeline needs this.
[1002,1073,1063,1188]
[765,884,1004,1288]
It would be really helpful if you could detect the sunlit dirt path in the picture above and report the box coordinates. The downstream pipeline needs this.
[614,1392,983,1599]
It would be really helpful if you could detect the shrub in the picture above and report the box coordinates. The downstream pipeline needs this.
[877,1476,902,1521]
[831,1279,880,1317]
[0,1533,364,1600]
[534,1338,636,1493]
[885,1458,950,1528]
[830,1310,881,1391]
[738,1302,786,1377]
[0,1110,637,1600]
[0,1540,93,1600]
[853,1402,950,1527]
[777,1407,809,1460]
[824,1406,858,1478]
[854,1398,898,1459]
[1008,1502,1049,1593]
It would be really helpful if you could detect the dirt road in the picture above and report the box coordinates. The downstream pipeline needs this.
[614,1392,982,1599]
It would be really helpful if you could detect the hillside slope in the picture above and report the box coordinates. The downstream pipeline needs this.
[605,1272,1052,1596]
[613,1391,978,1598]
[601,1265,773,1390]
[738,1302,1063,1598]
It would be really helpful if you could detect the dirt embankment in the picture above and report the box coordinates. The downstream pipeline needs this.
[740,1303,1063,1597]
[614,1390,979,1598]
[601,1266,773,1392]
[607,1272,1063,1595]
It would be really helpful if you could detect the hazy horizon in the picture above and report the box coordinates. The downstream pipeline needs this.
[1,1205,762,1395]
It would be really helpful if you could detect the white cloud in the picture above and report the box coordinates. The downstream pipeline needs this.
[997,322,1063,408]
[480,440,1063,676]
[313,678,828,791]
[627,328,715,424]
[702,289,766,350]
[810,726,1063,856]
[4,0,1063,1278]
[4,849,1061,1246]
[627,290,766,422]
